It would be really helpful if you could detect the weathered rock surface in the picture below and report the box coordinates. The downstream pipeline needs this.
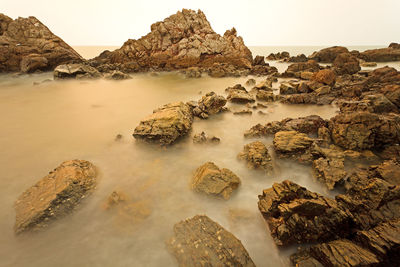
[226,84,255,103]
[91,9,253,72]
[309,46,349,63]
[14,160,97,234]
[191,162,240,200]
[311,69,336,86]
[53,64,102,79]
[0,14,82,72]
[360,44,400,62]
[191,92,227,119]
[313,157,347,190]
[273,131,314,157]
[237,141,274,173]
[133,102,193,145]
[284,60,320,76]
[166,215,256,267]
[329,111,400,150]
[333,52,361,75]
[258,180,353,246]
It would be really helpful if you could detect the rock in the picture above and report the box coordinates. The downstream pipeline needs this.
[91,9,253,72]
[314,85,331,96]
[273,130,313,156]
[0,14,82,72]
[253,55,266,65]
[311,69,336,86]
[287,54,308,63]
[313,157,347,190]
[371,159,400,185]
[233,109,252,115]
[329,111,400,150]
[237,141,274,173]
[266,52,290,60]
[244,115,327,138]
[133,102,193,145]
[361,62,377,67]
[226,85,255,103]
[333,52,361,75]
[104,70,131,80]
[193,131,220,144]
[300,71,314,80]
[280,83,297,95]
[381,84,400,109]
[256,90,277,101]
[360,45,400,62]
[245,78,256,86]
[253,80,273,90]
[14,160,97,234]
[285,60,320,76]
[115,134,123,141]
[53,64,102,79]
[180,66,202,78]
[309,46,349,63]
[191,162,240,200]
[193,92,227,119]
[166,215,256,266]
[338,94,398,114]
[258,180,353,246]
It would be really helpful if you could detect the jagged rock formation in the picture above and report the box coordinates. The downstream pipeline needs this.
[90,9,253,72]
[166,215,256,266]
[0,13,82,72]
[14,160,97,234]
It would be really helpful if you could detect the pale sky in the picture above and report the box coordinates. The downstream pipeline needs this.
[2,0,400,46]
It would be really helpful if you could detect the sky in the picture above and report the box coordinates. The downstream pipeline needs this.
[2,0,400,46]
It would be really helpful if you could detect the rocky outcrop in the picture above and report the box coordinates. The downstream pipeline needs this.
[244,115,327,138]
[0,13,82,73]
[309,46,349,63]
[258,180,353,246]
[313,157,347,190]
[166,215,256,266]
[284,60,320,77]
[191,162,240,200]
[311,69,336,86]
[226,84,255,103]
[360,44,400,62]
[91,9,253,73]
[237,141,274,173]
[329,111,400,150]
[14,160,97,234]
[266,51,290,60]
[191,92,226,119]
[133,102,193,145]
[273,131,314,158]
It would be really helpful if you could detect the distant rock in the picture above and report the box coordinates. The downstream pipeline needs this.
[360,43,400,62]
[0,13,82,73]
[166,215,255,266]
[54,64,102,79]
[266,51,290,60]
[191,162,240,200]
[104,70,131,80]
[14,160,97,234]
[133,102,193,145]
[91,9,253,72]
[309,46,349,63]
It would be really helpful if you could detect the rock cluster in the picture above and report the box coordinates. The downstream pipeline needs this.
[191,92,226,119]
[0,13,82,73]
[166,215,255,266]
[14,160,97,234]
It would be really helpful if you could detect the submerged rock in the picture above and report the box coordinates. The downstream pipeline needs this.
[166,215,256,266]
[14,160,97,234]
[133,102,193,145]
[191,162,240,200]
[237,141,274,174]
[193,131,220,144]
[0,14,82,72]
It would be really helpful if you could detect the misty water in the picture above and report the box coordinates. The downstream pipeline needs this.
[0,46,398,267]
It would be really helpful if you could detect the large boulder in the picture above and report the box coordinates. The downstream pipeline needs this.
[133,102,193,145]
[311,69,336,86]
[237,141,274,173]
[360,44,400,62]
[191,162,240,200]
[0,14,82,72]
[309,46,349,63]
[166,215,256,266]
[329,112,400,150]
[273,131,314,156]
[14,160,97,234]
[258,180,353,246]
[92,9,253,71]
[333,52,361,75]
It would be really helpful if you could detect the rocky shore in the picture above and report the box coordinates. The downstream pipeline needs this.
[5,8,400,267]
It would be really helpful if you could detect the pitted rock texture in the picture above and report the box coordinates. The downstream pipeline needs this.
[237,141,274,173]
[95,9,253,71]
[14,160,97,234]
[166,215,256,267]
[0,13,82,72]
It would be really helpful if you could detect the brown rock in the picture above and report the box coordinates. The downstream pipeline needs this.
[309,46,349,63]
[360,46,400,62]
[14,160,97,234]
[313,157,347,190]
[311,69,336,86]
[237,141,274,173]
[191,162,240,200]
[333,52,361,75]
[273,131,313,155]
[193,131,220,144]
[166,215,256,266]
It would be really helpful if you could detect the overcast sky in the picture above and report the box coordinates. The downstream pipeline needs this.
[2,0,400,46]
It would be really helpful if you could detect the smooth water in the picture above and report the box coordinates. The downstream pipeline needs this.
[0,46,391,267]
